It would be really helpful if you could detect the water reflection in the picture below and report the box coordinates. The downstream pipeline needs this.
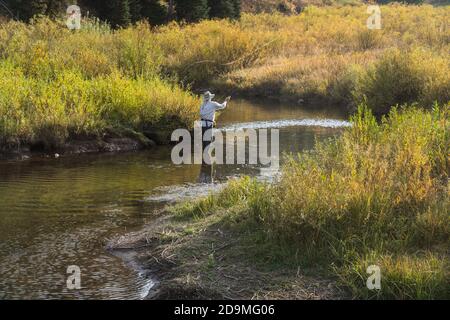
[198,164,214,184]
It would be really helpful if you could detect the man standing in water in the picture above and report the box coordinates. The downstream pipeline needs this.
[200,91,231,154]
[199,91,231,181]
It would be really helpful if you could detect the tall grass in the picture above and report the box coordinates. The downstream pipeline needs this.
[260,104,449,298]
[154,20,282,85]
[0,61,199,149]
[0,4,449,148]
[218,5,449,110]
[0,18,199,150]
[179,104,450,299]
[354,48,450,114]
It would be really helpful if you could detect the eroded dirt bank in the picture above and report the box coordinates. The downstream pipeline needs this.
[0,125,172,161]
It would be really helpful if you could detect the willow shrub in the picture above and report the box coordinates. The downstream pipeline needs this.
[0,18,199,149]
[154,19,282,85]
[267,104,449,242]
[0,64,199,149]
[353,48,450,114]
[216,5,449,109]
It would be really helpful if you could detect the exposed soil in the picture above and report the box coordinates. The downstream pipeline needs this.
[107,211,344,300]
[0,136,157,161]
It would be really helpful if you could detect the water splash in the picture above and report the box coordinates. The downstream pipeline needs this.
[219,118,352,131]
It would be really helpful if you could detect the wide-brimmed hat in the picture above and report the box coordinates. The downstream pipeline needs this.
[203,91,215,101]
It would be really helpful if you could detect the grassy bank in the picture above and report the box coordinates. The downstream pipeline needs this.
[167,104,449,299]
[0,18,200,151]
[0,64,199,150]
[1,4,449,150]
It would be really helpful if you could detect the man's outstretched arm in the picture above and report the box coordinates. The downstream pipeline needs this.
[213,96,231,110]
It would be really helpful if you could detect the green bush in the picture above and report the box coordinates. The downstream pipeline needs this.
[354,49,450,114]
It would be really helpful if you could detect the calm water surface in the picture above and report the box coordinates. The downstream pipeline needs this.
[0,99,349,299]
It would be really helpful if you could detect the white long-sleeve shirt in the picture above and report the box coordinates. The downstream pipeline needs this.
[200,100,227,124]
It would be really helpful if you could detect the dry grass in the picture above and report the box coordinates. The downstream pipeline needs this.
[217,5,450,110]
[108,206,342,300]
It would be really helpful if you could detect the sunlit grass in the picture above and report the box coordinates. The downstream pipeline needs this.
[0,62,199,148]
[0,4,449,148]
[177,104,450,299]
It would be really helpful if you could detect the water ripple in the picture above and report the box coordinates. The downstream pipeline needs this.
[146,183,226,203]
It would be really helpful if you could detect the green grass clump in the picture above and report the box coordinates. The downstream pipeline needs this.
[179,105,449,299]
[171,177,264,220]
[337,251,449,299]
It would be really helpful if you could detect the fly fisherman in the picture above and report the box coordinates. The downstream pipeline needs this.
[200,91,231,156]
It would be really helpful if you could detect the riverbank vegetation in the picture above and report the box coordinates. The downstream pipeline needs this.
[0,61,199,150]
[169,104,449,299]
[0,4,448,150]
[216,5,449,109]
[0,18,201,150]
